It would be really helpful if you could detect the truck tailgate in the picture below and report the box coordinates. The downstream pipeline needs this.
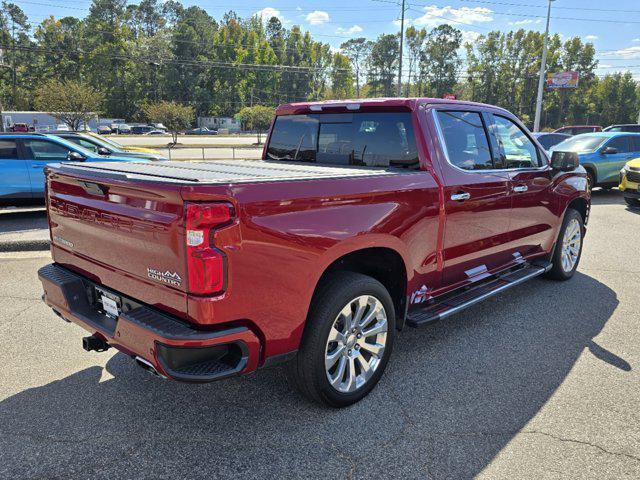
[47,168,191,314]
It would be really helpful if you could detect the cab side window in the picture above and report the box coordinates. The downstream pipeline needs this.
[76,139,100,152]
[605,136,631,153]
[22,140,71,161]
[492,115,541,168]
[0,140,19,159]
[436,111,493,171]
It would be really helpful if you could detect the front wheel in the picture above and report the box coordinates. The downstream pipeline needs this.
[545,208,584,281]
[287,271,396,407]
[586,171,596,193]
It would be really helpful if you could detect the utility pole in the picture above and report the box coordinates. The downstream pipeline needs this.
[11,18,16,106]
[534,0,555,132]
[397,0,406,97]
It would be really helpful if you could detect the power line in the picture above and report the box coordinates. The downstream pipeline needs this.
[434,0,640,14]
[0,43,352,73]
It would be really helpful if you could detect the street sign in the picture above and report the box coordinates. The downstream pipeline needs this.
[546,71,579,89]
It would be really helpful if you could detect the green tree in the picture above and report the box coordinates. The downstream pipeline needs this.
[34,79,104,130]
[368,34,399,96]
[330,52,354,99]
[1,1,34,109]
[142,100,194,144]
[405,26,426,96]
[235,105,275,144]
[421,25,462,98]
[340,37,373,97]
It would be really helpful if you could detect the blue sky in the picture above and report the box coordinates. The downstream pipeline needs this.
[13,0,640,79]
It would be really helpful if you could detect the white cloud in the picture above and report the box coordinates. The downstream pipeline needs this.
[305,10,330,25]
[413,5,493,28]
[633,38,640,43]
[585,35,598,41]
[508,18,541,26]
[255,7,282,22]
[336,25,363,35]
[461,30,481,44]
[603,46,640,59]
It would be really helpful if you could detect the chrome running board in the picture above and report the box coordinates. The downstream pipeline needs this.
[406,262,551,328]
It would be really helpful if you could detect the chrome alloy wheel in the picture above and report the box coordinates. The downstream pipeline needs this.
[324,295,388,393]
[561,218,582,273]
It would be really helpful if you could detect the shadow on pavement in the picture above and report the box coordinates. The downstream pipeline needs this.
[0,207,47,234]
[0,272,621,478]
[590,189,626,206]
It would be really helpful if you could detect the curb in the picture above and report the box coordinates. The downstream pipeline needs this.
[0,239,50,252]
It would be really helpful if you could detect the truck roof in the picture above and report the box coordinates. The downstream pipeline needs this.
[276,97,509,115]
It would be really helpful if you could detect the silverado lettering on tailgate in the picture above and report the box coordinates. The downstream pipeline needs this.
[49,198,167,234]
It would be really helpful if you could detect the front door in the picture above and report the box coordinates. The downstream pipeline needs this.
[433,109,514,289]
[0,139,30,201]
[598,136,637,184]
[488,113,557,258]
[19,138,74,198]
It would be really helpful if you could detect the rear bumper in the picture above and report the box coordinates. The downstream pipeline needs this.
[38,263,261,382]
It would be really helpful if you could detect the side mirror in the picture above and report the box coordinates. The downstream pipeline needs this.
[67,151,85,162]
[97,147,111,156]
[602,146,618,155]
[551,151,579,172]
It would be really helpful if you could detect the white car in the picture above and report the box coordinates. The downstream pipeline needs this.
[56,124,70,131]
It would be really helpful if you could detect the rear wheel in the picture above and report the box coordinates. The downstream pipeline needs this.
[287,271,396,407]
[545,208,584,281]
[625,196,640,207]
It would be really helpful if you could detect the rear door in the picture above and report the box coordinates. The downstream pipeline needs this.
[0,139,30,201]
[433,109,513,288]
[487,113,556,258]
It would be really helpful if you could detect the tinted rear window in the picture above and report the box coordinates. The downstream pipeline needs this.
[266,112,419,169]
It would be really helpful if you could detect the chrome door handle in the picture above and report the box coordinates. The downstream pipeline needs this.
[513,185,528,193]
[451,192,471,201]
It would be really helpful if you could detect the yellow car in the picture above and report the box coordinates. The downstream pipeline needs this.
[85,132,163,156]
[620,158,640,207]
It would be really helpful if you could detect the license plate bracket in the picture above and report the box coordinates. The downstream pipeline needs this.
[96,287,121,318]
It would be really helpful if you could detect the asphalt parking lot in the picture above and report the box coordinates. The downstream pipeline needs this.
[1,190,639,479]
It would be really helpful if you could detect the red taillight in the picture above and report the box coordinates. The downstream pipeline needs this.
[185,202,233,294]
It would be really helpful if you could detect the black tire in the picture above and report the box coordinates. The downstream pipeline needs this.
[545,208,584,281]
[287,271,396,408]
[586,170,596,192]
[624,196,640,207]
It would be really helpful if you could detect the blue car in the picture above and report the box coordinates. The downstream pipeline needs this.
[550,132,640,190]
[0,133,147,205]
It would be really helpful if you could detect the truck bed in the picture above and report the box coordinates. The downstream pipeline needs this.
[53,160,400,184]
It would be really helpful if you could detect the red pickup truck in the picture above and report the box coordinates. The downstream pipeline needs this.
[39,98,590,407]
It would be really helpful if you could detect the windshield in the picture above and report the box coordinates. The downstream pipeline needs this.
[266,112,419,169]
[81,133,125,152]
[552,135,606,153]
[90,134,125,150]
[44,135,100,157]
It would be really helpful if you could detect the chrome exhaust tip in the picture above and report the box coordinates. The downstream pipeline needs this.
[134,356,166,379]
